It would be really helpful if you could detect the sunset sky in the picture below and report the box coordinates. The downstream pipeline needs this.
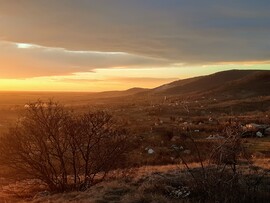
[0,0,270,91]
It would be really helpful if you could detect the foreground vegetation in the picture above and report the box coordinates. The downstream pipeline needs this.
[0,101,130,192]
[0,159,269,202]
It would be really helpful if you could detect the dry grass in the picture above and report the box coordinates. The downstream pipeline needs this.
[0,92,269,202]
[0,158,269,203]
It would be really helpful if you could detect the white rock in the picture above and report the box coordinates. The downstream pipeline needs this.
[148,149,155,154]
[256,131,263,138]
[171,145,183,151]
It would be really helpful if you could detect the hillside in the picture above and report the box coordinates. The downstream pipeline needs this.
[205,71,270,98]
[151,70,269,96]
[86,70,270,99]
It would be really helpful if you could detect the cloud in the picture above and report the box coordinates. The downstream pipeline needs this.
[0,41,170,78]
[0,0,269,64]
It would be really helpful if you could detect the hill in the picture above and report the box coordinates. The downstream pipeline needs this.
[205,71,270,99]
[151,70,269,96]
[89,70,270,99]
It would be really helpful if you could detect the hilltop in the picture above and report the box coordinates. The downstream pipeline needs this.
[150,69,270,98]
[88,69,270,100]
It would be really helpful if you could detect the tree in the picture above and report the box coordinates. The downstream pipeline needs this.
[0,100,129,192]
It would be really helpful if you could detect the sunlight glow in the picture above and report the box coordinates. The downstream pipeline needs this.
[0,65,269,92]
[16,43,35,49]
[1,40,270,92]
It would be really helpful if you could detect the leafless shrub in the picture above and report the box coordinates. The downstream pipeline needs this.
[0,100,130,192]
[174,125,269,202]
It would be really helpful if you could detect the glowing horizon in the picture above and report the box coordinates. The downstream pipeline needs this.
[0,63,269,92]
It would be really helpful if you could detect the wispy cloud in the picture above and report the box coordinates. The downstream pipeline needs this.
[0,41,170,78]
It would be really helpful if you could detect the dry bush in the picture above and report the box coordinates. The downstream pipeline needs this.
[0,100,130,192]
[175,125,269,202]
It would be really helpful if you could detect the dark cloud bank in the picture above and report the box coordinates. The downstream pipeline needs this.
[0,0,269,64]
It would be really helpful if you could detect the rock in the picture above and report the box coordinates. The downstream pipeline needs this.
[171,145,183,151]
[183,150,191,154]
[169,186,191,199]
[256,131,263,138]
[245,123,269,132]
[243,124,269,137]
[265,127,270,136]
[148,149,155,154]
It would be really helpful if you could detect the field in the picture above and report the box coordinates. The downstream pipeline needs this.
[0,89,269,202]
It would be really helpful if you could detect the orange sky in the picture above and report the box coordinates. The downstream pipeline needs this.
[0,41,269,91]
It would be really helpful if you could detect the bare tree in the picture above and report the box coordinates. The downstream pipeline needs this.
[0,100,129,192]
[65,110,129,190]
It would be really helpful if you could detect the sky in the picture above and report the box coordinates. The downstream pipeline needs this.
[0,0,270,92]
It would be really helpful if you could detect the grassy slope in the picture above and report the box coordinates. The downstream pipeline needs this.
[1,159,269,203]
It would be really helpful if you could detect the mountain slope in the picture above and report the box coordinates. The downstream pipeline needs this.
[150,70,270,97]
[89,70,270,99]
[153,70,264,95]
[206,71,270,98]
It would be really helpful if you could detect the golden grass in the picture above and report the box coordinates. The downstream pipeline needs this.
[1,158,268,203]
